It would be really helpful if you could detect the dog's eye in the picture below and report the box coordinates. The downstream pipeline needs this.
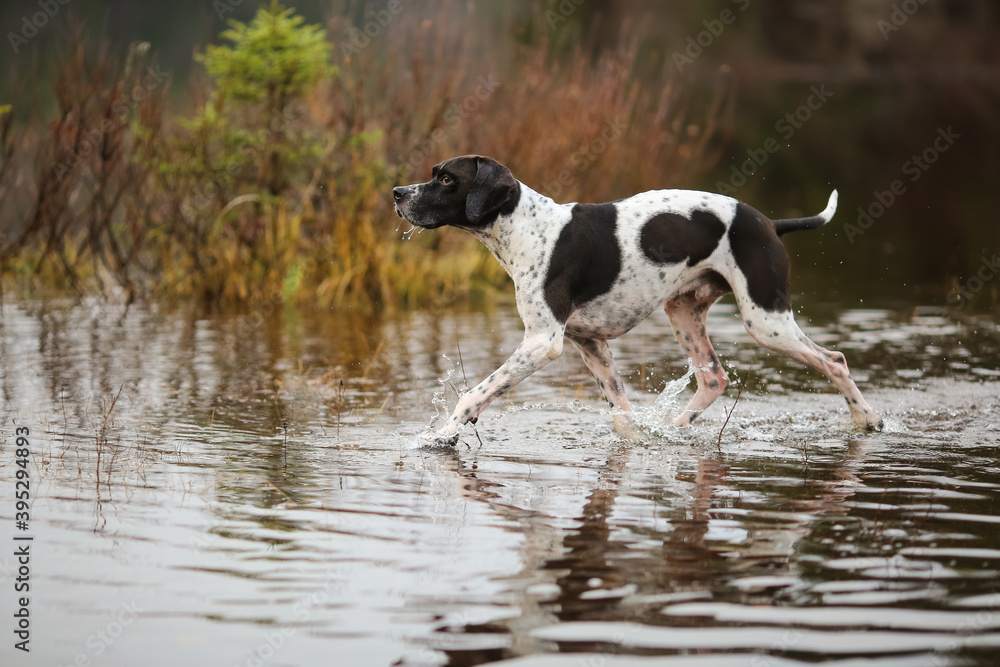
[439,174,454,185]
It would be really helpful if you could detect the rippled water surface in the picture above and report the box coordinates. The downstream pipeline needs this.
[2,298,1000,666]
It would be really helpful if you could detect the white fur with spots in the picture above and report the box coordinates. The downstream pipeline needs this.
[431,184,881,444]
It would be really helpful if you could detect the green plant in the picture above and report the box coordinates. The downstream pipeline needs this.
[162,0,332,195]
[0,2,723,309]
[194,0,332,194]
[202,1,331,103]
[150,1,337,301]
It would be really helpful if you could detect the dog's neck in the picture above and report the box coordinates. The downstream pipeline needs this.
[463,183,567,277]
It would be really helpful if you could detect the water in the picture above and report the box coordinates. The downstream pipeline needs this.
[1,297,999,666]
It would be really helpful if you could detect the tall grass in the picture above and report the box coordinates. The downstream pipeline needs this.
[0,2,727,309]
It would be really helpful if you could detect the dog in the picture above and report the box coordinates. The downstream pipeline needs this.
[393,155,883,445]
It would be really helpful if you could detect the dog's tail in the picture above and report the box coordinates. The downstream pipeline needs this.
[773,190,838,236]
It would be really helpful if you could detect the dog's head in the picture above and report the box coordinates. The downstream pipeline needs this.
[393,155,520,230]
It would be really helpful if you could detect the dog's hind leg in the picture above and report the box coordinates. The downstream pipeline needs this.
[721,203,882,431]
[735,301,883,432]
[665,287,730,427]
[568,335,643,440]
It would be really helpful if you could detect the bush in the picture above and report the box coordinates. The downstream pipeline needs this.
[0,1,726,310]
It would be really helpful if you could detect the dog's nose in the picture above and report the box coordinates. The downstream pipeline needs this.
[393,186,409,202]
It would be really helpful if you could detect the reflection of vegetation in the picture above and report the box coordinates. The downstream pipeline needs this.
[0,2,723,308]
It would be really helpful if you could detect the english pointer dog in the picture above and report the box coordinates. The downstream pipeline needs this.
[393,155,883,445]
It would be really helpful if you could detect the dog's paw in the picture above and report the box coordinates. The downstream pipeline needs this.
[852,411,885,433]
[421,431,460,448]
[612,414,647,442]
[672,410,701,428]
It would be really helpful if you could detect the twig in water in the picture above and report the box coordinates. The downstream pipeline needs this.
[373,394,391,424]
[361,340,385,380]
[273,386,283,429]
[717,370,749,451]
[96,385,124,490]
[282,420,288,469]
[454,325,469,390]
[336,380,344,440]
[454,325,483,448]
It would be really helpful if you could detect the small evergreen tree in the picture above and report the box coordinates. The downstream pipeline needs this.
[161,0,333,201]
[148,1,338,300]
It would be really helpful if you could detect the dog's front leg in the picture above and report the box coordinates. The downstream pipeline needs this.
[567,335,644,441]
[432,327,566,445]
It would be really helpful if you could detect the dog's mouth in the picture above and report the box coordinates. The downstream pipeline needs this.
[394,207,444,230]
[407,219,445,230]
[394,208,442,231]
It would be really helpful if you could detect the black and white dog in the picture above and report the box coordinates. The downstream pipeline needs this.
[393,155,883,445]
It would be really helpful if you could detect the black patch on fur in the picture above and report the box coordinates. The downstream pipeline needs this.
[639,209,726,266]
[728,202,792,312]
[467,160,521,226]
[543,203,621,323]
[774,213,828,236]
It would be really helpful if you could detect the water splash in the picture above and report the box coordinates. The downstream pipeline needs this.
[431,356,462,414]
[486,399,610,423]
[630,361,696,437]
[478,363,698,440]
[418,354,470,442]
[400,223,424,240]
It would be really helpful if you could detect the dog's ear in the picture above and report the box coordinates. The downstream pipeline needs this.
[466,157,518,226]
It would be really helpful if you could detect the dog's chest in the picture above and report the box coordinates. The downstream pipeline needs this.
[485,202,569,286]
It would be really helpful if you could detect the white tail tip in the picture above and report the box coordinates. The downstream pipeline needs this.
[820,189,839,222]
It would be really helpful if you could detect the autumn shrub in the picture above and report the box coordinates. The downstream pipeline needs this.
[0,1,728,309]
[0,36,168,298]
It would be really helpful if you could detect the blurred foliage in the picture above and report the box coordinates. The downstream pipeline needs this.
[2,0,996,309]
[199,1,332,106]
[0,0,724,309]
[146,1,350,303]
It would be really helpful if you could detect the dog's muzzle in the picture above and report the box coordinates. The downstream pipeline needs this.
[393,186,410,219]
